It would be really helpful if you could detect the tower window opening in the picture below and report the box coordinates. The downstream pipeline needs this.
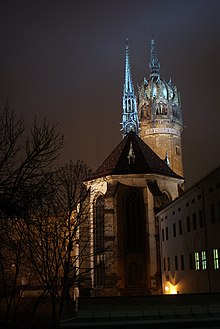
[155,101,168,115]
[175,146,180,155]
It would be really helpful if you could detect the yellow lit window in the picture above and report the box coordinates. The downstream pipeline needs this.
[213,249,219,270]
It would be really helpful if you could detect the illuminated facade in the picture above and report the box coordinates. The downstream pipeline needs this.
[157,166,220,294]
[137,39,183,177]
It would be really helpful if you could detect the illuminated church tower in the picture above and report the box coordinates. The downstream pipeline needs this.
[138,38,183,177]
[121,39,140,137]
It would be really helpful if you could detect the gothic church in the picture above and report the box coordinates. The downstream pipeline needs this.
[83,38,184,296]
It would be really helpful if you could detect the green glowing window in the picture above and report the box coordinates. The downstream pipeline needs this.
[201,251,207,270]
[195,252,200,270]
[213,249,219,270]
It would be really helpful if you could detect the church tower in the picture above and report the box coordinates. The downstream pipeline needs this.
[121,39,140,137]
[138,38,183,177]
[82,37,184,297]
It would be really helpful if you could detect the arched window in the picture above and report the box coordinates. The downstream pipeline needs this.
[124,189,145,253]
[93,195,105,287]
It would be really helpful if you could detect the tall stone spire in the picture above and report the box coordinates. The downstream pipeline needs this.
[149,37,160,77]
[121,38,139,138]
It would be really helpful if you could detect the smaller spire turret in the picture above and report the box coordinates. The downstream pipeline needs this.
[149,37,160,77]
[121,38,139,138]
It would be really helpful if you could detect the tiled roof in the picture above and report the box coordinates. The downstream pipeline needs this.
[89,132,182,180]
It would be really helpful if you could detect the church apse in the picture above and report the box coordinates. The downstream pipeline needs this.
[116,185,151,294]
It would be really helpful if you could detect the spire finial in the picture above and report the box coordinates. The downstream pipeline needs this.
[149,33,160,76]
[121,38,140,138]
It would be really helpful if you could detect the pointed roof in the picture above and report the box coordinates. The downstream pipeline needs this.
[121,38,139,137]
[149,37,160,77]
[89,132,183,180]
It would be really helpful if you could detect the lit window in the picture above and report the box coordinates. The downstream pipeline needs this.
[213,249,219,270]
[195,252,200,270]
[201,251,207,270]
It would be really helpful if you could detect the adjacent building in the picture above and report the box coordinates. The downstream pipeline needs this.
[157,165,220,294]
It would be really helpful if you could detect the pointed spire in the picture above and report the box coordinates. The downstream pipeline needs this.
[121,38,139,138]
[149,34,160,77]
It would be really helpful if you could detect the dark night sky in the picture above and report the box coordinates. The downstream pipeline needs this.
[0,0,220,189]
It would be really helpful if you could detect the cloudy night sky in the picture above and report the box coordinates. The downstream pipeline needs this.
[0,0,219,188]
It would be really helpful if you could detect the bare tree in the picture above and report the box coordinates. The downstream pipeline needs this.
[18,160,92,327]
[0,101,63,328]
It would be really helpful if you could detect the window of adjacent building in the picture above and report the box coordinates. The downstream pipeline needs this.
[193,213,197,230]
[199,210,204,228]
[201,251,207,270]
[213,249,219,270]
[195,252,200,270]
[166,227,169,240]
[167,257,170,271]
[173,223,176,238]
[179,220,183,235]
[210,204,216,223]
[187,216,191,232]
[162,228,164,242]
[181,255,184,270]
[189,253,193,270]
[175,256,178,271]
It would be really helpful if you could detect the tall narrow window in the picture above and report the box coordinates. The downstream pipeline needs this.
[124,190,145,253]
[181,255,185,270]
[162,228,164,242]
[166,227,169,240]
[167,257,170,271]
[189,253,193,270]
[210,204,216,223]
[201,251,207,270]
[199,210,204,228]
[195,252,200,270]
[173,223,176,238]
[175,256,178,271]
[93,195,105,287]
[187,216,190,232]
[163,258,166,271]
[179,220,183,235]
[193,213,197,230]
[213,249,219,270]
